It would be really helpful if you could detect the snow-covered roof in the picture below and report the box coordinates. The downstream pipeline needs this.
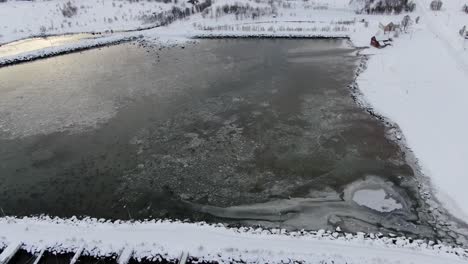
[379,18,399,27]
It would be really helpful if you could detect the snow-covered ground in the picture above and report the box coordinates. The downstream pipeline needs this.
[0,0,185,44]
[355,0,468,224]
[168,0,357,38]
[2,0,468,262]
[0,217,467,264]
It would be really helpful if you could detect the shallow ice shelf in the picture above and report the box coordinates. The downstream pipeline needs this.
[352,189,402,213]
[186,176,434,237]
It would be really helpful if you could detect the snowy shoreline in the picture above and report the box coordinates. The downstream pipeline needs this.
[0,35,139,68]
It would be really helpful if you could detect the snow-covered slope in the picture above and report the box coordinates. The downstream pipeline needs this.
[0,0,184,44]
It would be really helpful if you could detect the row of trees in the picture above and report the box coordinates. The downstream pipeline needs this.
[61,1,78,18]
[141,0,211,25]
[353,0,466,14]
[351,0,416,14]
[430,1,468,13]
[194,24,350,33]
[201,3,273,21]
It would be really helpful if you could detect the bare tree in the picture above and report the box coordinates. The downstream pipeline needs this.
[430,0,443,11]
[61,1,78,18]
[463,4,468,14]
[351,0,415,14]
[401,15,412,32]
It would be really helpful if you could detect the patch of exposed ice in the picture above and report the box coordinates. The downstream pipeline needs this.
[352,189,402,213]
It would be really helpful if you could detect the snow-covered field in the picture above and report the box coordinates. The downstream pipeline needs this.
[1,0,468,262]
[0,0,186,44]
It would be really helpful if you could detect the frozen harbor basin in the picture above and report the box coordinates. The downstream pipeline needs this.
[0,39,456,242]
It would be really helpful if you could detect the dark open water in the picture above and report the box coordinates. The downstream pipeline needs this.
[0,39,454,241]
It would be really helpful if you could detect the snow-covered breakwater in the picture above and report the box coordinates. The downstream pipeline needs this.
[1,216,468,264]
[0,34,139,68]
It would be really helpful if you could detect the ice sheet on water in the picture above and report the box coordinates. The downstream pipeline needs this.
[352,188,402,212]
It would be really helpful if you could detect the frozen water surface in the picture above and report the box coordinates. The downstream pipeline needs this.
[353,189,402,213]
[0,39,457,242]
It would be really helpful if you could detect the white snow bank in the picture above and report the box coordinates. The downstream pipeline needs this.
[0,217,467,264]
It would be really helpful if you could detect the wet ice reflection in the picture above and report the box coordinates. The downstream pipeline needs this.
[0,33,98,58]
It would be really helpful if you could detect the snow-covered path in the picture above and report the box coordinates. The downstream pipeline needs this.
[0,217,467,264]
[415,0,468,74]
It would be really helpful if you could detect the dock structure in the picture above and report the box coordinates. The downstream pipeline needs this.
[179,251,189,264]
[70,245,84,264]
[0,241,22,264]
[32,248,45,264]
[0,244,193,264]
[1,218,468,264]
[117,246,134,264]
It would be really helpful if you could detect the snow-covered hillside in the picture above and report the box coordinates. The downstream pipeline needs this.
[0,0,188,44]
